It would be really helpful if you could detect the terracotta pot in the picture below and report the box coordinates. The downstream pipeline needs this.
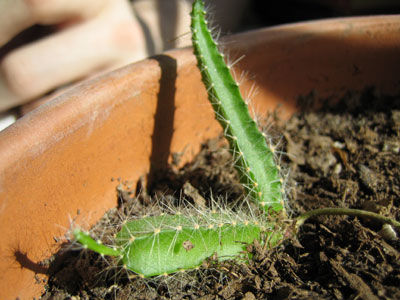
[0,15,399,300]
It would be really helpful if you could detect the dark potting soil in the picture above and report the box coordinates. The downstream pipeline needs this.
[41,88,400,300]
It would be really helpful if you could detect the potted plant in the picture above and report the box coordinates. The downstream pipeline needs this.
[0,8,399,299]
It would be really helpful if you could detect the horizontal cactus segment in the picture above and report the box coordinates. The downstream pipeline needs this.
[73,210,285,278]
[116,214,262,277]
[190,0,284,212]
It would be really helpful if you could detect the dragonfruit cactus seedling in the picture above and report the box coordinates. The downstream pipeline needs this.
[72,0,400,279]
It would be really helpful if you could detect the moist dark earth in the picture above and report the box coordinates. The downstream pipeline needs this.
[41,89,400,300]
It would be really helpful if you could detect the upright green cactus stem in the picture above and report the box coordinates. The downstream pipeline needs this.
[191,0,284,213]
